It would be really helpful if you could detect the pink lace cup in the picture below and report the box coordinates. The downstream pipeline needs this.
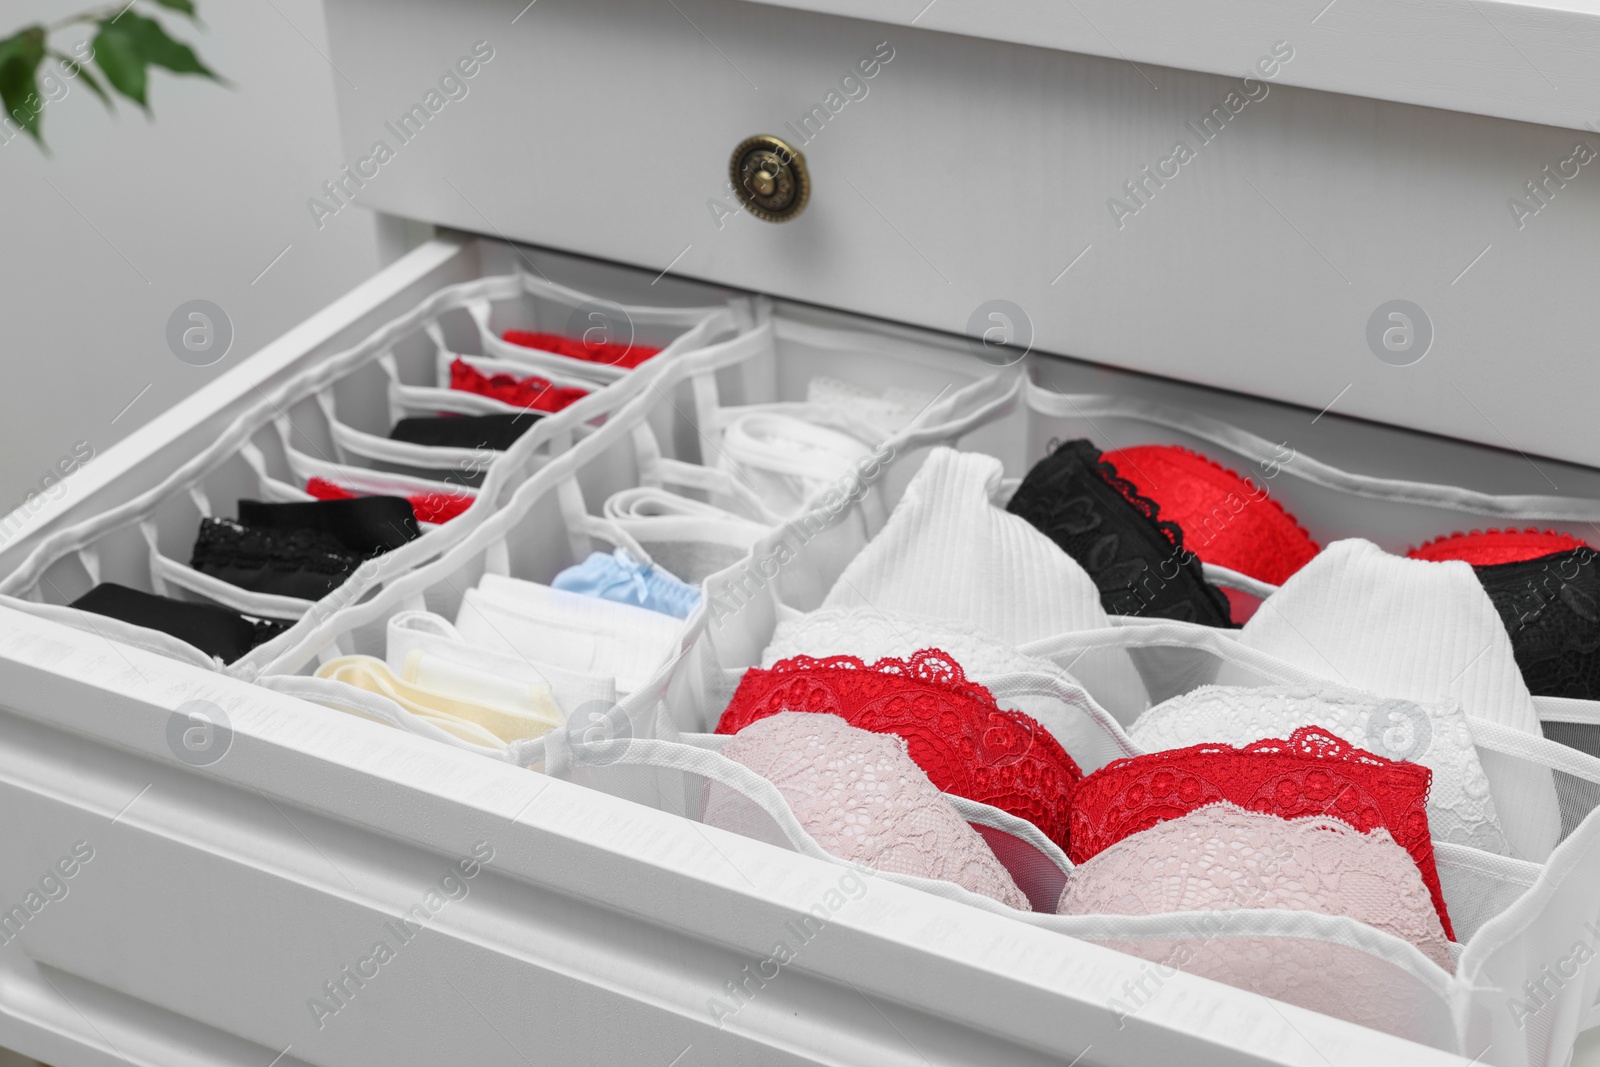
[1058,802,1452,970]
[706,712,1030,910]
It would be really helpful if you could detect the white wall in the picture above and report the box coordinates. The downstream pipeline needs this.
[0,0,380,508]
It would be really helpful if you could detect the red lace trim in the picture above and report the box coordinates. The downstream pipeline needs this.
[1409,527,1588,567]
[305,478,473,525]
[715,649,1083,849]
[502,329,661,370]
[449,358,589,413]
[1069,725,1453,939]
[1102,444,1319,586]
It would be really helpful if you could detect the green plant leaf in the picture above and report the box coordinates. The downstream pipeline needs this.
[123,12,216,77]
[91,19,148,106]
[144,0,199,21]
[51,49,112,110]
[0,26,47,143]
[93,11,217,109]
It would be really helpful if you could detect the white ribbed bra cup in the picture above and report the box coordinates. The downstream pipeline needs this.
[1230,538,1561,862]
[819,447,1148,706]
[821,447,1110,641]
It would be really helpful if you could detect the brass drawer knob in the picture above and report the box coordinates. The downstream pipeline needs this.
[730,134,809,223]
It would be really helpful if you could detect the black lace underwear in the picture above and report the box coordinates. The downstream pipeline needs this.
[389,412,543,452]
[191,518,365,600]
[70,582,291,662]
[1006,439,1234,626]
[237,495,419,555]
[1475,547,1600,699]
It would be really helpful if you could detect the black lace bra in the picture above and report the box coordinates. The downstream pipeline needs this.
[192,496,421,600]
[238,495,418,554]
[71,583,291,662]
[192,519,364,600]
[1006,439,1234,626]
[1474,547,1600,699]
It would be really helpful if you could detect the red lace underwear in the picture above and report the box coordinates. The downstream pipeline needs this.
[502,329,661,370]
[715,649,1083,849]
[1102,444,1319,586]
[305,478,473,525]
[1409,528,1589,566]
[450,358,589,413]
[1068,725,1453,939]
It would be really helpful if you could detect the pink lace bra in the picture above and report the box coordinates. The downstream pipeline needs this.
[1058,803,1454,971]
[1068,725,1454,939]
[715,649,1082,849]
[708,712,1030,909]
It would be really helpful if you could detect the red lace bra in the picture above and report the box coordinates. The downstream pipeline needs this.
[1409,527,1589,566]
[1068,725,1453,939]
[450,358,589,413]
[714,649,1083,849]
[305,478,473,525]
[1101,444,1319,587]
[502,329,661,370]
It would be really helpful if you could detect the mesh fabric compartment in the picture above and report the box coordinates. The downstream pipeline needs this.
[0,268,737,676]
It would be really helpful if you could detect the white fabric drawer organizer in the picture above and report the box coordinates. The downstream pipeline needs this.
[2,236,1599,1067]
[8,0,1600,1061]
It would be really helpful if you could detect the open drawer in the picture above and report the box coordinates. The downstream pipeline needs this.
[5,231,1600,1067]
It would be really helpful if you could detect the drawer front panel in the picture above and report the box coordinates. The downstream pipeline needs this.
[327,0,1600,468]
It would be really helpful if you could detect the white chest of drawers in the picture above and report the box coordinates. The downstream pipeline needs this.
[4,3,1600,1065]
